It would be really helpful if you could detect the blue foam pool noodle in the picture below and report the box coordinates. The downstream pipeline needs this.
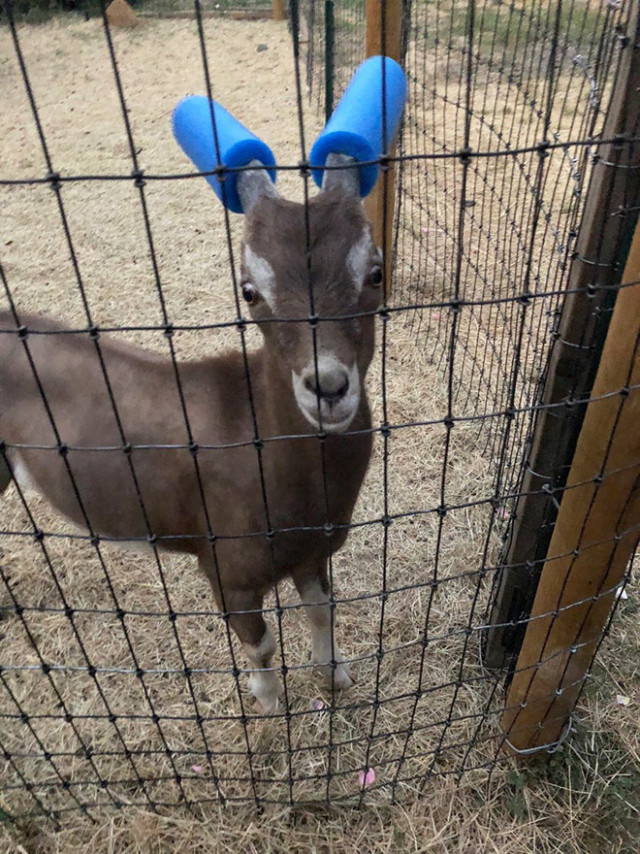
[309,56,408,197]
[172,96,277,214]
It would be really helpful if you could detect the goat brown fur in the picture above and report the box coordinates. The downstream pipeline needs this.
[0,185,382,711]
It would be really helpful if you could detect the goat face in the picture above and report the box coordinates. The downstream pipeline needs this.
[240,188,383,433]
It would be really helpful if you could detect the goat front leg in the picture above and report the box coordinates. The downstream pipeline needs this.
[227,589,282,714]
[293,561,354,691]
[200,554,281,713]
[225,590,281,715]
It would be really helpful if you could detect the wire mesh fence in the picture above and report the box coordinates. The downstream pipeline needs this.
[300,0,367,120]
[0,0,638,829]
[1,0,273,25]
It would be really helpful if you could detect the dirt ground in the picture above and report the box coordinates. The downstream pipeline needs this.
[0,10,638,854]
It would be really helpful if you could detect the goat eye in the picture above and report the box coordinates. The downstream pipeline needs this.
[242,283,258,304]
[369,266,383,286]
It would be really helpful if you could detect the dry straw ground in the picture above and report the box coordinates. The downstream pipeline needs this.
[0,12,638,854]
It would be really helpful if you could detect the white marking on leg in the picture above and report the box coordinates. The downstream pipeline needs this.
[10,453,37,492]
[300,577,353,690]
[243,627,281,713]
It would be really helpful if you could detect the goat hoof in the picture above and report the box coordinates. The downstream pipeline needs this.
[254,696,282,715]
[332,663,354,691]
[314,660,354,691]
[248,672,282,715]
[255,699,283,715]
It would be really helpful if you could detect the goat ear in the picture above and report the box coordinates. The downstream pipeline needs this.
[321,153,361,197]
[237,159,280,214]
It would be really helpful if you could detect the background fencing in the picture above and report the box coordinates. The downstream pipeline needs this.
[0,0,638,838]
[305,0,632,498]
[0,0,275,23]
[303,0,639,685]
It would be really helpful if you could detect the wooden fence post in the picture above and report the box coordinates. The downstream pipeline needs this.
[500,220,640,752]
[272,0,286,21]
[364,0,404,297]
[484,3,640,668]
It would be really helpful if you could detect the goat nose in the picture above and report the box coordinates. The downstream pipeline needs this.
[303,367,350,402]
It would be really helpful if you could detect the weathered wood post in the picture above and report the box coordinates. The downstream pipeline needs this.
[272,0,286,22]
[364,0,405,295]
[500,219,640,751]
[484,3,640,669]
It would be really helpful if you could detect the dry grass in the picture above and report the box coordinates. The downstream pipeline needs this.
[0,11,638,854]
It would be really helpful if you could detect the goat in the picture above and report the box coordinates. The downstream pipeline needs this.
[0,159,383,713]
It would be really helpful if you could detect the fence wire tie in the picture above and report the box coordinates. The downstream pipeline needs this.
[503,716,575,756]
[541,483,562,512]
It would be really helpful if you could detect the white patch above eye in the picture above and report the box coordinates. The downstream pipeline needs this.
[346,230,377,293]
[243,245,276,310]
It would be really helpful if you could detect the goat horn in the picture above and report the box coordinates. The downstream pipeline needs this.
[321,153,361,196]
[309,56,408,198]
[173,96,278,214]
[236,160,280,214]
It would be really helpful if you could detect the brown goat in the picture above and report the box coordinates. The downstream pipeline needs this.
[0,161,382,712]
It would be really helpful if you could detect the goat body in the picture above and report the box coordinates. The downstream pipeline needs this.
[0,181,382,712]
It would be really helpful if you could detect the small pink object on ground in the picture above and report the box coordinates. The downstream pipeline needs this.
[310,698,328,712]
[358,767,376,788]
[191,764,204,774]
